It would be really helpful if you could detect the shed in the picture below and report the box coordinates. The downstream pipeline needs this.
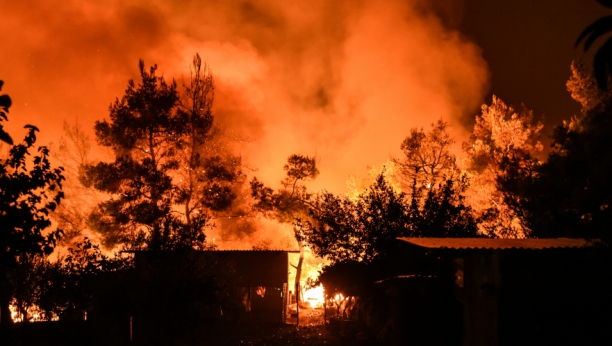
[397,237,605,346]
[130,249,299,322]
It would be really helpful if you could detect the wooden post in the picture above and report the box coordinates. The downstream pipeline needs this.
[295,242,304,326]
[324,296,327,325]
[280,286,284,323]
[130,316,132,342]
[248,283,252,319]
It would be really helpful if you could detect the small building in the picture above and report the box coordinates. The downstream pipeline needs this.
[397,237,607,346]
[130,249,299,322]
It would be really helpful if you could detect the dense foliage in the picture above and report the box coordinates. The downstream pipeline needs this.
[80,60,181,248]
[501,63,612,242]
[295,174,477,266]
[576,0,612,90]
[0,81,65,327]
[462,96,543,238]
[82,57,246,250]
[0,81,12,145]
[394,120,458,192]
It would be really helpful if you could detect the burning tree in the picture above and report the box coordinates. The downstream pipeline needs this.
[250,154,319,309]
[502,63,612,242]
[345,160,403,202]
[393,120,458,192]
[173,54,245,230]
[82,56,246,250]
[294,172,477,308]
[49,120,106,246]
[81,60,182,249]
[462,96,543,238]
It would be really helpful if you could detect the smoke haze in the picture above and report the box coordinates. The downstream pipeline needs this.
[2,0,489,248]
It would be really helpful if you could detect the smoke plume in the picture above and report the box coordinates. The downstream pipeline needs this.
[1,0,489,248]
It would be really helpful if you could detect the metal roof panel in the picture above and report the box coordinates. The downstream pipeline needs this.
[397,237,592,250]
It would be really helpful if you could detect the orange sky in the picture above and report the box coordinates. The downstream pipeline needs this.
[1,0,489,191]
[2,0,491,247]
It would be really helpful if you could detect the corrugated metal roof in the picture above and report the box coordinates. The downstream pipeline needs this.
[375,275,437,284]
[123,249,300,253]
[209,249,301,253]
[397,237,592,250]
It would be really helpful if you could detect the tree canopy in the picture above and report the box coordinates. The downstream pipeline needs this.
[0,81,65,327]
[462,96,543,238]
[576,0,612,90]
[0,81,12,145]
[502,64,612,242]
[394,120,457,192]
[296,174,478,265]
[81,61,180,249]
[82,57,245,251]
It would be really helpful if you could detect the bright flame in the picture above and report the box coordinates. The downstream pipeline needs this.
[303,284,325,308]
[9,304,21,322]
[9,301,57,322]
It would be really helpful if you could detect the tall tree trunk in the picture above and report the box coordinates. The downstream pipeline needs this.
[185,195,192,228]
[294,241,304,307]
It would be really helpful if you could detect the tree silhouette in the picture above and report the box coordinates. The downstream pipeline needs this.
[295,173,477,325]
[502,66,612,242]
[0,81,13,145]
[250,154,319,313]
[0,124,65,327]
[84,57,246,251]
[576,0,612,89]
[295,174,478,265]
[394,120,457,192]
[174,54,244,228]
[81,60,180,249]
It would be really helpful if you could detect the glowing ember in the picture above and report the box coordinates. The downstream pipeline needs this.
[303,284,325,308]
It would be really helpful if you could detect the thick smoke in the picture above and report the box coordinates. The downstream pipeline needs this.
[1,0,489,248]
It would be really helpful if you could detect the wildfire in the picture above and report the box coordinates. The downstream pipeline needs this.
[302,285,347,309]
[9,301,57,322]
[9,304,21,322]
[303,284,325,308]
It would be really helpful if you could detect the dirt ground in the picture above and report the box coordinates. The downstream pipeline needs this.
[180,323,341,346]
[177,308,370,346]
[3,307,383,346]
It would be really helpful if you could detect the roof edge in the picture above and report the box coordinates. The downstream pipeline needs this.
[397,237,595,250]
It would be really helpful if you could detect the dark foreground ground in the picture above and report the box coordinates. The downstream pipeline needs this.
[1,317,384,346]
[179,322,381,346]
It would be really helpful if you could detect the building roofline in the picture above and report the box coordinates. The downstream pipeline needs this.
[122,249,301,253]
[397,237,595,250]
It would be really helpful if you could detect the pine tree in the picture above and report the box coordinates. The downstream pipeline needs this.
[504,64,612,241]
[463,96,543,238]
[394,120,458,192]
[81,60,181,249]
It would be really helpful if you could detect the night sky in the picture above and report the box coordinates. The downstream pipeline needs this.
[459,0,604,146]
